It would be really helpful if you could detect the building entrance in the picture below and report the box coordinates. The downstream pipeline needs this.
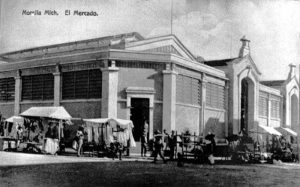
[241,79,249,132]
[130,98,149,142]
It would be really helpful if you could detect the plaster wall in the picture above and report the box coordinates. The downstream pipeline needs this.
[117,67,163,101]
[0,103,14,118]
[204,108,226,138]
[20,102,53,113]
[175,104,200,134]
[61,101,101,118]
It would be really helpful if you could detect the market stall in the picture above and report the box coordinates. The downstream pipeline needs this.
[19,106,72,155]
[275,127,298,162]
[82,118,136,158]
[0,116,24,151]
[247,124,283,162]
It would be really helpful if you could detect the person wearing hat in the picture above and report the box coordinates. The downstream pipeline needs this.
[205,132,216,164]
[153,130,166,163]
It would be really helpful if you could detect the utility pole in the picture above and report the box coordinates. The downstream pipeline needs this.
[170,0,173,35]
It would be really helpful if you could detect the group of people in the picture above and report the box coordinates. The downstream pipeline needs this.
[140,120,177,163]
[140,120,219,165]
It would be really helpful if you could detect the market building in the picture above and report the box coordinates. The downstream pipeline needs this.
[0,32,298,143]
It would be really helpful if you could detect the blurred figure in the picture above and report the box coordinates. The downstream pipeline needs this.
[153,130,166,164]
[76,125,85,157]
[141,120,148,157]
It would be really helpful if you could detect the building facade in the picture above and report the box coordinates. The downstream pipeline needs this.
[0,32,298,142]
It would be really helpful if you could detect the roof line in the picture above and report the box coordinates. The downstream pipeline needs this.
[143,34,196,60]
[0,32,144,57]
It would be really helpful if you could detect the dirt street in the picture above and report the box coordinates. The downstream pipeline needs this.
[1,152,300,186]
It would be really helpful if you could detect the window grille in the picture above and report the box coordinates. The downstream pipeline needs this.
[62,69,102,99]
[270,100,280,118]
[206,82,225,109]
[0,77,15,102]
[259,96,268,117]
[176,74,201,105]
[22,74,54,100]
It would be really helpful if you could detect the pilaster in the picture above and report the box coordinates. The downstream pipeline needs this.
[267,94,271,126]
[162,64,177,132]
[224,81,229,136]
[14,70,21,115]
[201,76,207,135]
[53,64,61,106]
[101,60,119,118]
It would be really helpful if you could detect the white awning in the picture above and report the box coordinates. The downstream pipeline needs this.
[249,124,282,136]
[20,106,72,120]
[108,118,134,129]
[83,118,109,124]
[5,116,23,123]
[83,118,134,129]
[275,127,297,137]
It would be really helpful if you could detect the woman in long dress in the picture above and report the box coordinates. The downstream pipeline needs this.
[44,122,59,155]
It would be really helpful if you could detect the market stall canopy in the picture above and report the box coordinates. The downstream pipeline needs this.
[83,118,109,124]
[108,118,134,129]
[5,116,23,123]
[83,118,134,129]
[20,106,72,120]
[249,124,282,136]
[275,127,297,137]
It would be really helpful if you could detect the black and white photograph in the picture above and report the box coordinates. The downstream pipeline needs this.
[1,0,300,186]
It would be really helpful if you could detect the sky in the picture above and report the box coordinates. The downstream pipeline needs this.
[0,0,300,80]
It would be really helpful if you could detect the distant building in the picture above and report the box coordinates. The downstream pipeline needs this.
[0,32,298,144]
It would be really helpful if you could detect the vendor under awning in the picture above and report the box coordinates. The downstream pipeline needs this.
[275,127,297,137]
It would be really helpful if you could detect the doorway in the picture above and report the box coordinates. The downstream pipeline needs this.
[291,94,299,130]
[241,79,249,132]
[130,98,149,142]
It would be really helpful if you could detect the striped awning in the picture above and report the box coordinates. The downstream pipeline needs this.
[275,127,297,137]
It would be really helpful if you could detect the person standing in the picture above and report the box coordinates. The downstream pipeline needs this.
[205,132,216,164]
[141,120,148,157]
[153,130,166,163]
[16,124,23,147]
[76,125,85,157]
[169,130,176,160]
[45,122,59,155]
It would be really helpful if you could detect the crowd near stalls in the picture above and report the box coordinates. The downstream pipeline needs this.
[156,126,298,165]
[0,107,136,159]
[0,107,72,154]
[81,118,136,159]
[0,107,298,164]
[227,124,298,163]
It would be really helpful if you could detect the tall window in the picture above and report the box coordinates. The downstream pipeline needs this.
[0,77,15,102]
[206,82,225,109]
[22,74,54,100]
[62,69,102,99]
[259,96,268,117]
[176,75,201,105]
[271,100,280,119]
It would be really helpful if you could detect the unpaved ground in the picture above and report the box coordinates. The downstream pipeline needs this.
[1,152,300,186]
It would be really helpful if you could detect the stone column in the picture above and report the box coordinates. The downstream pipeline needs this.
[101,60,119,118]
[201,75,207,135]
[162,64,177,132]
[53,64,61,106]
[14,70,22,115]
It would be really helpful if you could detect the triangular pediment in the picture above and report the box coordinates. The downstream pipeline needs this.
[285,76,299,90]
[234,55,262,76]
[125,35,196,61]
